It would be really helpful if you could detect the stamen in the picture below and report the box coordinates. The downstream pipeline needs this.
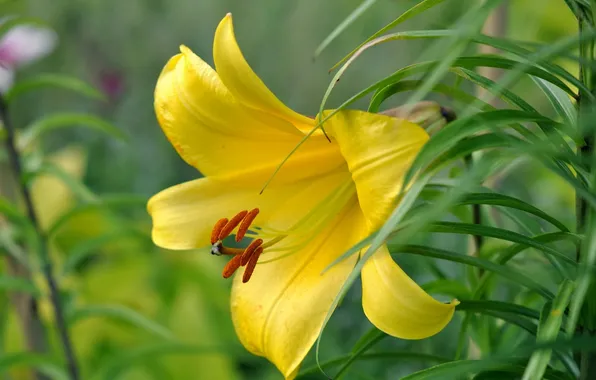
[211,218,228,245]
[222,255,242,279]
[242,246,263,283]
[241,238,263,266]
[218,210,248,240]
[236,208,260,242]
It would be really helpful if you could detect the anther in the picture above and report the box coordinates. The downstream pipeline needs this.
[241,238,263,266]
[218,210,248,240]
[242,246,263,283]
[236,208,259,242]
[211,218,229,245]
[222,255,243,279]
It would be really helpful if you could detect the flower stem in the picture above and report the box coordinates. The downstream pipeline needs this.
[0,97,80,380]
[576,2,596,379]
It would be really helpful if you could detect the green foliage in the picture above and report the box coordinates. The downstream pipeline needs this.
[2,0,596,379]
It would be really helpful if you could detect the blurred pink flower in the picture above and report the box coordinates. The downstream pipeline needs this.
[0,21,57,93]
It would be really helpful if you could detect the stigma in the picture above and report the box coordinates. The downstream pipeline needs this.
[210,208,264,283]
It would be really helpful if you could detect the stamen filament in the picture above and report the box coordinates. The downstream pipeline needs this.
[220,246,245,256]
[236,208,259,242]
[219,210,248,240]
[242,246,263,283]
[210,218,228,245]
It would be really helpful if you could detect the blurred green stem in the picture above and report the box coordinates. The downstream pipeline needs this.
[0,97,81,380]
[576,2,596,379]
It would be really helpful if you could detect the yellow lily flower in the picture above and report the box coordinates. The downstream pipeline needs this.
[148,14,457,379]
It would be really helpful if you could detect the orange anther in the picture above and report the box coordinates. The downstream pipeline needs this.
[242,246,263,283]
[236,208,260,242]
[241,238,263,266]
[222,255,242,279]
[218,210,248,240]
[211,218,228,245]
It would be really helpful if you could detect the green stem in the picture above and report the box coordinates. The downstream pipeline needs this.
[0,97,80,380]
[576,3,596,379]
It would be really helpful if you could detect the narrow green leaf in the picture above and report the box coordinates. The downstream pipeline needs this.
[314,0,377,58]
[532,77,577,126]
[4,74,105,103]
[28,162,97,203]
[523,280,575,380]
[330,0,447,71]
[89,343,232,380]
[47,194,148,239]
[68,305,174,341]
[297,351,450,378]
[0,352,68,380]
[391,245,554,299]
[428,222,576,266]
[0,276,39,296]
[61,229,149,276]
[457,193,570,232]
[335,329,386,379]
[457,300,541,320]
[19,113,126,149]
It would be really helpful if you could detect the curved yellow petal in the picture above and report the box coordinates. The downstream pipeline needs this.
[325,110,456,338]
[324,109,429,230]
[155,46,343,182]
[362,247,457,339]
[231,199,365,379]
[213,14,315,132]
[147,170,350,250]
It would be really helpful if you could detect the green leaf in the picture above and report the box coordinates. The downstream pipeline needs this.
[473,232,580,297]
[89,343,232,380]
[428,222,576,266]
[61,228,150,276]
[329,0,447,71]
[314,0,377,58]
[422,279,471,299]
[27,161,97,203]
[334,329,386,379]
[297,351,450,378]
[457,300,540,320]
[47,194,148,239]
[19,113,126,149]
[68,305,174,341]
[0,352,68,380]
[523,280,575,380]
[457,193,570,232]
[4,74,105,103]
[0,276,39,296]
[532,77,577,126]
[391,245,554,299]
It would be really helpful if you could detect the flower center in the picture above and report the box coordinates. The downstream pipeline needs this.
[210,180,357,283]
[210,208,284,283]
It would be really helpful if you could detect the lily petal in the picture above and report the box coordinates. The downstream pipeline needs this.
[324,110,429,230]
[147,171,350,250]
[326,110,456,338]
[213,14,315,132]
[362,247,457,339]
[155,47,343,182]
[231,200,365,379]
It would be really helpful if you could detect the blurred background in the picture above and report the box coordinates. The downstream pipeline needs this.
[0,0,580,379]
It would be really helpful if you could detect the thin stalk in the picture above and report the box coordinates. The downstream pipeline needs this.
[576,2,596,379]
[0,97,80,380]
